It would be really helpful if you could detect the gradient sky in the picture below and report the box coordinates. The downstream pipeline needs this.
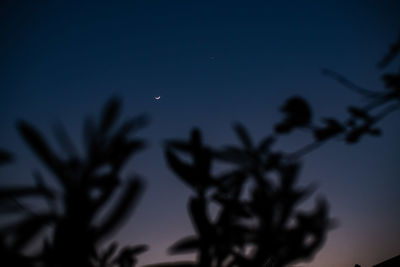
[1,1,400,266]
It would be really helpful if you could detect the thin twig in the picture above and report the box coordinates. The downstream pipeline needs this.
[287,141,325,161]
[374,102,400,122]
[322,69,383,98]
[363,97,391,112]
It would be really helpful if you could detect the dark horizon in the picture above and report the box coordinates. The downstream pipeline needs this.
[1,1,400,266]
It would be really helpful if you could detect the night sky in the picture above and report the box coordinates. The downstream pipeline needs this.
[1,1,400,266]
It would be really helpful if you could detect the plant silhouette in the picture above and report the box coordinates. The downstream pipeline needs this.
[0,98,148,267]
[159,123,333,267]
[150,36,400,267]
[0,37,399,267]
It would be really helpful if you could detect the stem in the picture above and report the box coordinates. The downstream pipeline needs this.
[322,69,383,98]
[287,141,324,161]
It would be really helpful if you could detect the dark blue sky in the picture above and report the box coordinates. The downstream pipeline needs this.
[1,1,400,266]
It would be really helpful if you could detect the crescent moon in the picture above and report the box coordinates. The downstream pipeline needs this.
[155,96,161,100]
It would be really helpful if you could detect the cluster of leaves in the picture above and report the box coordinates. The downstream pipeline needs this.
[0,98,148,267]
[159,122,333,267]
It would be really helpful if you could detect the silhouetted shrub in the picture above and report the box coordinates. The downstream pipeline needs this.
[1,36,399,267]
[0,98,148,267]
[152,36,400,267]
[160,122,333,267]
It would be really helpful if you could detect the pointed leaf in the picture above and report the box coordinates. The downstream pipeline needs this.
[348,106,370,120]
[190,128,202,150]
[233,123,253,149]
[83,116,96,154]
[169,236,200,254]
[166,140,192,153]
[165,148,196,188]
[369,128,382,136]
[96,178,143,239]
[0,149,13,165]
[102,242,118,262]
[100,97,121,133]
[52,123,78,158]
[0,186,51,200]
[313,118,344,141]
[377,36,400,68]
[115,114,149,137]
[258,136,275,153]
[17,121,66,185]
[10,213,56,251]
[128,244,148,255]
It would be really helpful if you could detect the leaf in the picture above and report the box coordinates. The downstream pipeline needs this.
[115,114,149,137]
[190,128,202,149]
[233,123,253,149]
[10,213,57,251]
[52,123,78,158]
[129,244,149,255]
[258,136,275,153]
[382,73,400,91]
[100,97,121,133]
[274,121,292,134]
[96,178,143,240]
[313,118,344,141]
[33,171,54,200]
[17,121,66,185]
[348,106,370,120]
[0,149,13,165]
[345,127,365,143]
[165,148,196,188]
[377,35,400,68]
[369,128,382,136]
[112,244,148,267]
[165,140,192,153]
[101,242,118,263]
[169,236,200,254]
[83,116,97,155]
[0,186,52,200]
[0,200,22,214]
[281,96,312,127]
[215,170,246,199]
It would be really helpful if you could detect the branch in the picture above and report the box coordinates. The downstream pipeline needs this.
[322,69,383,98]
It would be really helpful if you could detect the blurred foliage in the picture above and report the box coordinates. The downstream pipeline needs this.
[152,37,400,267]
[0,37,399,267]
[0,98,148,267]
[161,125,333,267]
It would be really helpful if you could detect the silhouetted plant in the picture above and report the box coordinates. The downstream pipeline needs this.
[153,37,400,267]
[287,36,400,159]
[0,98,148,267]
[1,36,399,267]
[160,123,332,267]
